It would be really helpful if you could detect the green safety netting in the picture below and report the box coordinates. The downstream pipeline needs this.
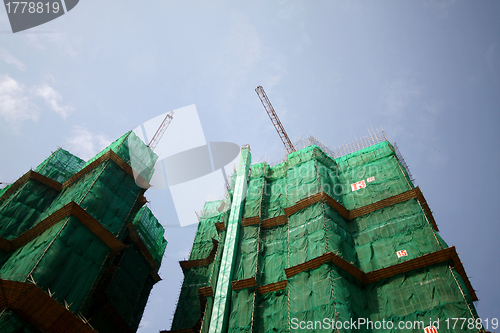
[130,275,157,331]
[0,216,110,313]
[336,141,414,210]
[0,185,11,203]
[0,310,41,333]
[254,289,288,333]
[103,241,154,330]
[172,139,481,333]
[84,131,158,182]
[258,160,287,221]
[47,160,144,237]
[233,225,259,281]
[350,198,447,272]
[365,262,480,331]
[0,133,166,332]
[228,288,254,332]
[287,145,340,206]
[171,202,228,331]
[242,177,264,219]
[132,206,167,264]
[200,199,228,220]
[35,148,86,183]
[257,225,288,286]
[0,178,60,241]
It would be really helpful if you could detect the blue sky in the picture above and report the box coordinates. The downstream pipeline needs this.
[0,1,499,331]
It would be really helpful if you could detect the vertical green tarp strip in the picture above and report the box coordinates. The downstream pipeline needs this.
[209,147,251,333]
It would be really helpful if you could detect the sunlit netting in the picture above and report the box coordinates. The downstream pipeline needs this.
[84,131,158,182]
[132,206,167,265]
[169,139,480,333]
[35,148,87,183]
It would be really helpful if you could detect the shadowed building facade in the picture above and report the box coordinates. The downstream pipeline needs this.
[0,132,167,333]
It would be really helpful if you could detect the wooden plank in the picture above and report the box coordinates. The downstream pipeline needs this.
[322,193,349,219]
[241,216,260,227]
[415,187,439,231]
[257,280,287,294]
[349,188,418,219]
[0,279,97,333]
[179,239,219,270]
[198,286,213,297]
[231,277,257,291]
[284,193,323,216]
[261,215,287,229]
[285,253,332,278]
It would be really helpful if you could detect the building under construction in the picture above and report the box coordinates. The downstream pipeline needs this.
[0,131,167,333]
[166,130,482,332]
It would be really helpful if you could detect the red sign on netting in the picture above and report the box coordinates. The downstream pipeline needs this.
[397,250,408,258]
[350,180,366,192]
[424,326,438,333]
[366,176,375,182]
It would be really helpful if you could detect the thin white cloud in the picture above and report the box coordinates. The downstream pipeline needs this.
[0,75,39,130]
[0,47,26,71]
[0,75,73,131]
[34,84,73,119]
[66,126,112,161]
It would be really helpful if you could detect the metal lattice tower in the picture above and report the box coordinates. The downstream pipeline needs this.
[148,111,174,151]
[255,86,296,154]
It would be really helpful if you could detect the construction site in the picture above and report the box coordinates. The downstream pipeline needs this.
[0,131,167,332]
[164,87,483,333]
[0,86,484,333]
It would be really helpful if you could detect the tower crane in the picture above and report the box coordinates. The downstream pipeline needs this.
[148,111,174,151]
[255,86,296,154]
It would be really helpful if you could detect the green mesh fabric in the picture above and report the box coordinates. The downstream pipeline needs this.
[351,198,446,272]
[336,141,414,210]
[171,209,228,331]
[105,242,151,326]
[35,148,86,183]
[286,145,340,207]
[130,275,156,331]
[254,289,288,333]
[0,310,41,333]
[0,216,110,312]
[0,131,166,332]
[132,206,167,264]
[261,176,287,220]
[84,131,158,182]
[228,288,254,332]
[242,177,264,219]
[257,225,288,286]
[172,139,481,332]
[0,178,60,240]
[0,184,12,201]
[42,160,143,237]
[201,199,227,220]
[233,225,259,281]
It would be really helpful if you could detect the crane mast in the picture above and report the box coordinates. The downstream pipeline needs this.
[255,86,296,154]
[148,111,174,151]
